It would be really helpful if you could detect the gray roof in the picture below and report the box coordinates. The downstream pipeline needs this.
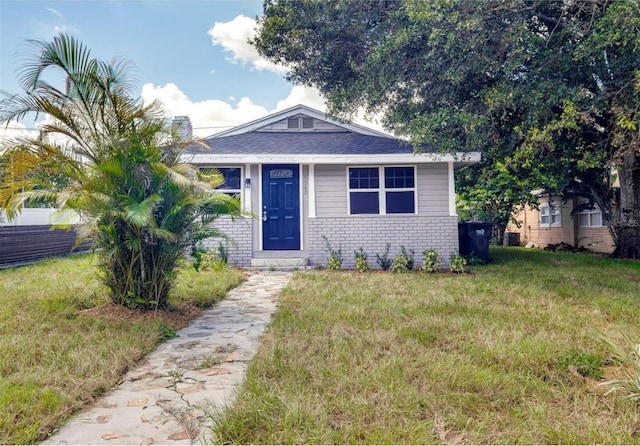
[184,131,414,155]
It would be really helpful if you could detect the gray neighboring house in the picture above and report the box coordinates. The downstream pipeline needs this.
[181,104,480,269]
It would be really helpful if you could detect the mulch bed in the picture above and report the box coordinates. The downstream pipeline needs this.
[80,303,204,331]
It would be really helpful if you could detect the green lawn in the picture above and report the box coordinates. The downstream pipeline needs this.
[212,247,640,444]
[0,254,245,445]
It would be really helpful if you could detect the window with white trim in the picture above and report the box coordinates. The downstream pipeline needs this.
[200,167,242,198]
[348,166,416,215]
[540,201,561,226]
[578,203,604,227]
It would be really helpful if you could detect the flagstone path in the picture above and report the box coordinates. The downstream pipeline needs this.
[42,271,293,445]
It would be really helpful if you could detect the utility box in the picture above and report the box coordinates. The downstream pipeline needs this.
[458,222,493,261]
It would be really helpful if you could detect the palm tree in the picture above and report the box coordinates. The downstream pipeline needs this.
[0,33,242,309]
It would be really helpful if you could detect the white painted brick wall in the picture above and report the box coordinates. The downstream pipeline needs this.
[204,217,253,266]
[308,216,459,269]
[204,215,459,269]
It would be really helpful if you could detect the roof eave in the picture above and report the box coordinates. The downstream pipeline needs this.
[182,152,481,166]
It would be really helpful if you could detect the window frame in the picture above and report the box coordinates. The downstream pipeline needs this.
[578,202,604,228]
[540,200,561,227]
[199,166,243,199]
[347,165,417,216]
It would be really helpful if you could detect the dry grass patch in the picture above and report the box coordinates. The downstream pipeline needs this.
[0,254,244,444]
[212,248,640,444]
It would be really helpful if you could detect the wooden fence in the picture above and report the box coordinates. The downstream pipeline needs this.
[0,225,91,268]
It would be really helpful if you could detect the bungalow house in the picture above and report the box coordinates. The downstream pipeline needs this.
[507,193,615,254]
[181,105,480,269]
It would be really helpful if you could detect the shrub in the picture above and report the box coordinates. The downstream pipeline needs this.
[391,250,411,273]
[323,235,343,271]
[420,248,441,273]
[449,252,467,273]
[376,243,393,271]
[390,254,409,272]
[354,247,369,273]
[191,243,228,272]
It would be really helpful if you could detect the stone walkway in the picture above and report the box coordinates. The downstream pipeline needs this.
[43,271,293,446]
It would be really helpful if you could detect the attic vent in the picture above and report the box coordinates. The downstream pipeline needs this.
[287,117,299,129]
[302,117,314,129]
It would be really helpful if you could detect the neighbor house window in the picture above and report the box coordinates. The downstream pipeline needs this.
[578,203,604,227]
[200,167,242,198]
[540,201,561,227]
[348,166,416,215]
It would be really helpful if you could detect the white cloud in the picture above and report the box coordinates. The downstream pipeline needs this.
[208,15,286,74]
[0,116,77,153]
[45,7,63,20]
[141,82,391,137]
[141,82,269,137]
[275,85,326,112]
[34,7,80,39]
[0,121,38,153]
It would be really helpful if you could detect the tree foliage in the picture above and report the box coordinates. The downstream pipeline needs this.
[255,0,640,257]
[0,34,242,308]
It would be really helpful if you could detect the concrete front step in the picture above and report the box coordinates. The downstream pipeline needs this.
[250,258,309,269]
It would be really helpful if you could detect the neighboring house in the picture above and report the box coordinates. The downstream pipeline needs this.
[181,104,480,269]
[507,193,615,254]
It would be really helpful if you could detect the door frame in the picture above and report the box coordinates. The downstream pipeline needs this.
[258,163,303,251]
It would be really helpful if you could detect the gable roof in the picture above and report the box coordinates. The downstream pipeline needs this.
[185,131,412,156]
[181,104,481,167]
[211,104,393,139]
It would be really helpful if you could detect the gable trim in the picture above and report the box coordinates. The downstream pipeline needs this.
[212,104,393,139]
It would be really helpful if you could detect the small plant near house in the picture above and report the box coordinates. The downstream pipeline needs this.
[190,242,229,272]
[354,247,369,273]
[449,252,467,273]
[420,248,441,273]
[191,245,213,272]
[391,247,414,273]
[402,246,415,270]
[323,235,343,271]
[376,243,393,271]
[216,242,229,264]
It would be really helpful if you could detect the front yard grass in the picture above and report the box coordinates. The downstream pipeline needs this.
[212,247,640,444]
[0,254,244,445]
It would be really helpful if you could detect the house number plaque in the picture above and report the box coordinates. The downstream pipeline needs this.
[270,169,293,179]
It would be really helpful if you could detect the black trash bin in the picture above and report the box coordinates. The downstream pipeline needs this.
[458,222,493,262]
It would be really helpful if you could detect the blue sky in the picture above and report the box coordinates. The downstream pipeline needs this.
[0,0,336,138]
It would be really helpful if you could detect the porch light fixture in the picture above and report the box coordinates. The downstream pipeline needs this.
[244,178,251,188]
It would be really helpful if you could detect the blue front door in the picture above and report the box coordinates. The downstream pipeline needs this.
[262,164,300,250]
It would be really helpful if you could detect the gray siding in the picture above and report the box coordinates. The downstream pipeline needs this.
[258,115,345,132]
[315,165,347,217]
[417,164,449,215]
[315,163,451,217]
[307,216,459,269]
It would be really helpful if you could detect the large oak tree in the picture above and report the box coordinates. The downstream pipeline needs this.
[254,0,640,258]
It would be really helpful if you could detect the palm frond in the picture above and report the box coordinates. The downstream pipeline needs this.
[122,193,162,227]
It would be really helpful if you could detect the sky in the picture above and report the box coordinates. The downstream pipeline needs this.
[0,0,370,141]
